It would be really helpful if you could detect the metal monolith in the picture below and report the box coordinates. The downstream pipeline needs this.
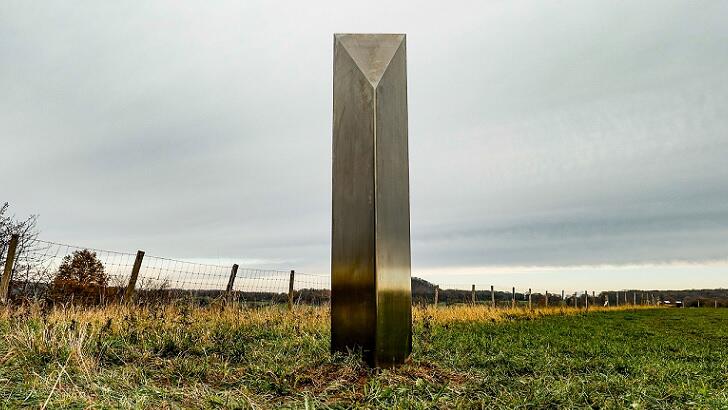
[331,33,411,367]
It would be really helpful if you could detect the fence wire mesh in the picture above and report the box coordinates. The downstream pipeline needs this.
[2,238,331,305]
[0,236,683,307]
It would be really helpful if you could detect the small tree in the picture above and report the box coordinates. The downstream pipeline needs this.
[0,202,45,299]
[51,249,108,304]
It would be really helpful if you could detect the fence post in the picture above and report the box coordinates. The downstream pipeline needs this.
[490,285,495,308]
[633,292,636,306]
[561,290,565,306]
[0,234,19,304]
[616,291,619,307]
[471,284,476,305]
[226,264,239,293]
[434,285,439,306]
[512,287,516,309]
[545,290,549,307]
[288,270,295,310]
[526,288,531,310]
[574,292,578,308]
[124,250,145,303]
[584,290,588,311]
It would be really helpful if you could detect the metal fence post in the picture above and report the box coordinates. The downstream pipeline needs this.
[0,234,19,304]
[434,285,439,306]
[124,250,145,303]
[490,285,495,308]
[288,270,295,310]
[226,264,239,293]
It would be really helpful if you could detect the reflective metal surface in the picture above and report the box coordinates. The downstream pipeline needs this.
[331,33,411,367]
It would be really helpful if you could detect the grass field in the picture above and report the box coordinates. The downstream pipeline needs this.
[1,303,726,409]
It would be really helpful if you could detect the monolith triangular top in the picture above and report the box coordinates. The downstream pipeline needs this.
[335,33,405,86]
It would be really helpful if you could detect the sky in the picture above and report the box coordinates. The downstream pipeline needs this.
[2,1,727,292]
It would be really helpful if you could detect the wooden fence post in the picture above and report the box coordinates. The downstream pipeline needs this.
[434,285,439,306]
[574,292,578,308]
[124,250,145,303]
[226,264,239,293]
[545,290,549,307]
[528,288,532,310]
[0,234,19,304]
[584,290,588,311]
[633,292,636,306]
[288,270,295,310]
[490,285,495,308]
[616,291,619,307]
[512,287,516,309]
[471,284,476,305]
[561,290,565,306]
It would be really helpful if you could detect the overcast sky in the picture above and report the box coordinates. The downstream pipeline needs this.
[2,1,727,292]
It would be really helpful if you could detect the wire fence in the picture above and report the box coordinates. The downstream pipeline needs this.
[1,237,331,305]
[412,283,655,308]
[0,235,718,308]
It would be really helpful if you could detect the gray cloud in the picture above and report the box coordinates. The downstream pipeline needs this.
[2,1,727,278]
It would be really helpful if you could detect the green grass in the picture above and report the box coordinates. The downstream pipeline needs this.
[1,305,727,409]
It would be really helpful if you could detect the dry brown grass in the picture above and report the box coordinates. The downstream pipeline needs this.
[417,303,655,324]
